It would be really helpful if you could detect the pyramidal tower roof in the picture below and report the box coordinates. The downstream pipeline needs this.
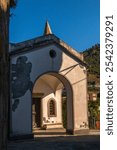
[43,21,52,35]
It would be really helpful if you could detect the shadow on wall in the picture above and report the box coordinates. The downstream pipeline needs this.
[11,56,33,111]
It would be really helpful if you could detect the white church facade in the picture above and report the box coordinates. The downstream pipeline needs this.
[9,22,89,138]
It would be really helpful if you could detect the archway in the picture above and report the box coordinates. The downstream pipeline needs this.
[32,72,74,134]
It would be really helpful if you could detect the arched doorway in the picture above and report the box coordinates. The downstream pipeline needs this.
[32,72,73,134]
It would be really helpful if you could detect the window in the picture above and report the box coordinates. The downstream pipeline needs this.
[48,99,56,117]
[49,50,56,58]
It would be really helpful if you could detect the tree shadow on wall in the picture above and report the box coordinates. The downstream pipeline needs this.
[11,56,33,111]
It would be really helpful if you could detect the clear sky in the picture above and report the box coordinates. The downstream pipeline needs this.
[10,0,100,51]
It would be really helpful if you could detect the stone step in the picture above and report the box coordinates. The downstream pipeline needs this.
[33,129,66,135]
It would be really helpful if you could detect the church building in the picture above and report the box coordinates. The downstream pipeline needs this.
[9,21,89,138]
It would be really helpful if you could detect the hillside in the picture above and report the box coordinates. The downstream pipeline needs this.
[83,44,100,91]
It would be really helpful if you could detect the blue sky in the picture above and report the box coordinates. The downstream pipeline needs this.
[10,0,100,51]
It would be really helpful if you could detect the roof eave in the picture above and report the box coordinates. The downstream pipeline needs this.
[9,34,86,65]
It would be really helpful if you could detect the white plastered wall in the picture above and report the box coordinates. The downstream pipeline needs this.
[10,44,88,136]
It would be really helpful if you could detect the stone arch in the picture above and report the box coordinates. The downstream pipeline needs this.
[32,71,74,133]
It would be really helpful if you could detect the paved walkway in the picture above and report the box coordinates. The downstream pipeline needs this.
[8,130,100,150]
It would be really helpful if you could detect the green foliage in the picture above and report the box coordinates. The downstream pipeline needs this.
[83,43,100,93]
[83,44,100,75]
[88,98,100,120]
[83,44,100,123]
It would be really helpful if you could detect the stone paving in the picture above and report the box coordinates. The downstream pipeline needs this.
[8,131,100,150]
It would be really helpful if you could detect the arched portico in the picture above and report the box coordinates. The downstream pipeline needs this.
[32,72,74,134]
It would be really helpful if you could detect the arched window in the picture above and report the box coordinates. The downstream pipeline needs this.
[48,99,56,117]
